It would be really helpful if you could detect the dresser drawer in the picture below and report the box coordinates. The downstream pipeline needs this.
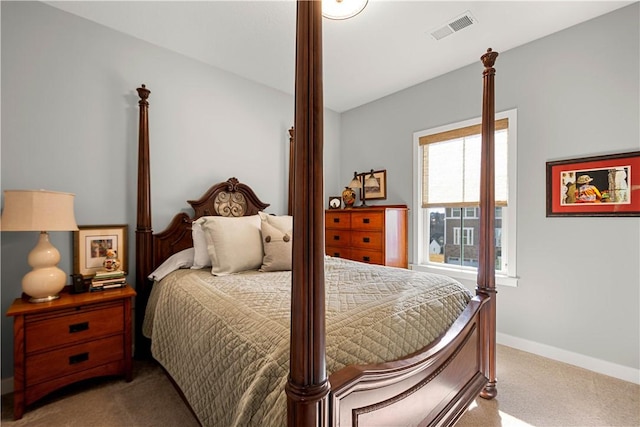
[26,304,124,353]
[325,229,351,247]
[26,335,124,385]
[350,212,383,230]
[325,212,351,229]
[326,246,352,259]
[350,231,383,250]
[350,249,384,265]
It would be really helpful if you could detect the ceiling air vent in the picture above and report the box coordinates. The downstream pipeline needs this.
[429,11,477,41]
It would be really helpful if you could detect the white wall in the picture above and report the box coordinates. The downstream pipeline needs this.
[0,1,341,380]
[339,3,639,379]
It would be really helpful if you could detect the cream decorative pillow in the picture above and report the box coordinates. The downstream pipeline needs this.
[258,212,293,272]
[199,215,263,275]
[191,220,211,269]
[258,211,293,231]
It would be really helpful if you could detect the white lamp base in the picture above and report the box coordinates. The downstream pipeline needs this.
[22,232,67,303]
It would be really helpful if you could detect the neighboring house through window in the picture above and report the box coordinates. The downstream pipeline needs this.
[412,109,518,287]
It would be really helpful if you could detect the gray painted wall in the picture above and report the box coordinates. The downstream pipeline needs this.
[339,3,639,374]
[0,1,340,379]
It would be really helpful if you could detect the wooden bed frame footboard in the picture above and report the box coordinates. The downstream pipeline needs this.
[329,295,489,427]
[134,2,498,426]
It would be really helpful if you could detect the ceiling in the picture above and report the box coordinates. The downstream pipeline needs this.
[46,1,633,112]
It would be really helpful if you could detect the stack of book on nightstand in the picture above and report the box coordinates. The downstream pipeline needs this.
[90,270,127,292]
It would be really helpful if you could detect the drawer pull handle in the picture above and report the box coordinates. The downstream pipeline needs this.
[333,218,340,223]
[363,256,371,262]
[333,235,340,241]
[363,237,370,243]
[69,352,89,365]
[333,252,340,257]
[69,322,89,334]
[363,218,370,224]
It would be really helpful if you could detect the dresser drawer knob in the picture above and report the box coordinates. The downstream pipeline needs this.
[69,352,89,365]
[333,252,340,257]
[69,322,89,334]
[362,218,370,224]
[333,218,340,223]
[363,256,370,262]
[333,235,340,240]
[363,237,370,243]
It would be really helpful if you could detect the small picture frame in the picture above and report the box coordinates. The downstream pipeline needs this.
[74,225,128,277]
[358,169,387,200]
[546,151,640,217]
[328,196,342,209]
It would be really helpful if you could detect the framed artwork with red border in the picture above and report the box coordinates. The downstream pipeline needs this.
[546,151,640,217]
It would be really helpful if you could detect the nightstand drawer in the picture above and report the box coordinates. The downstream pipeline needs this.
[350,231,383,249]
[26,304,124,353]
[351,212,383,230]
[26,335,124,385]
[325,212,351,229]
[350,249,383,265]
[325,230,351,247]
[326,246,351,259]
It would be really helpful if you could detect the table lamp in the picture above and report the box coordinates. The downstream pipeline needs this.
[1,190,78,302]
[349,169,379,208]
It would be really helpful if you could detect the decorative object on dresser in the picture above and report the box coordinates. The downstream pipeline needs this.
[325,205,408,268]
[328,196,342,209]
[341,185,357,209]
[73,225,128,277]
[6,286,136,420]
[0,190,79,303]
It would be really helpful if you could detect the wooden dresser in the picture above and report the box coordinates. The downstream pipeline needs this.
[325,205,408,268]
[6,286,136,420]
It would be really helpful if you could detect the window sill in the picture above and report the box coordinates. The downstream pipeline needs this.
[410,263,518,288]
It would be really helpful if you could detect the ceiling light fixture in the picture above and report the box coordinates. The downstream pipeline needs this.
[322,0,368,20]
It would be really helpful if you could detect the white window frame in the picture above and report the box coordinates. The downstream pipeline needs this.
[412,109,518,287]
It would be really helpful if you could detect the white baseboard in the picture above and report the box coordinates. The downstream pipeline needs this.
[497,332,640,385]
[2,378,13,395]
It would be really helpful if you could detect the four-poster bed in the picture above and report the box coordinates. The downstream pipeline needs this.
[134,2,498,426]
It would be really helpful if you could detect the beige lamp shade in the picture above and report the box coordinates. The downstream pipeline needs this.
[348,171,362,190]
[1,190,78,303]
[1,190,78,231]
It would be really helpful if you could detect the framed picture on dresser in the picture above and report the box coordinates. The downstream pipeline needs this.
[358,169,387,200]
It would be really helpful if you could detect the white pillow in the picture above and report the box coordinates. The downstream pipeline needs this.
[148,248,194,281]
[191,220,211,269]
[260,221,292,272]
[199,215,263,276]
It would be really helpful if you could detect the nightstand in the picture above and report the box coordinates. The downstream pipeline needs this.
[6,285,136,420]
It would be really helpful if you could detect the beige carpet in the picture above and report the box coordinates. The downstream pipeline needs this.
[2,345,638,426]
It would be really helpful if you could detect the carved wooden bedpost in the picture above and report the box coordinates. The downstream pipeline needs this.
[286,1,330,426]
[288,126,295,216]
[135,84,153,359]
[477,49,498,399]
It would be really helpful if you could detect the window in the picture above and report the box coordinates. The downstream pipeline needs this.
[412,110,518,287]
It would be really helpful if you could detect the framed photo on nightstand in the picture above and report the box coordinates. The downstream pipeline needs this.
[74,225,128,277]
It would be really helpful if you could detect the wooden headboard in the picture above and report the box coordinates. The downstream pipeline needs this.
[150,177,270,273]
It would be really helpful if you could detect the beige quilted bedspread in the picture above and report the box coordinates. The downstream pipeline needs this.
[143,257,471,426]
